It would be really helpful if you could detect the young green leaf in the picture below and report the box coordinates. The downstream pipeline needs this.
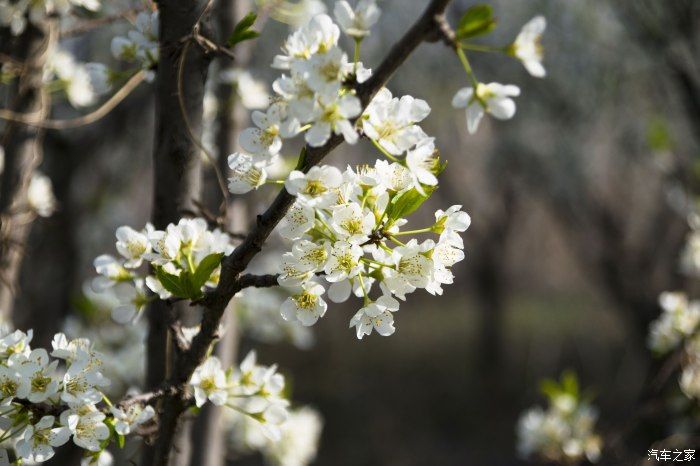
[385,186,436,222]
[235,12,257,33]
[155,267,187,298]
[456,4,496,39]
[227,12,260,47]
[179,270,203,300]
[192,252,225,290]
[539,379,561,399]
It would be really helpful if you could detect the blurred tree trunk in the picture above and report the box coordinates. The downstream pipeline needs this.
[143,1,210,465]
[190,1,251,464]
[471,181,516,385]
[15,134,78,347]
[0,22,52,322]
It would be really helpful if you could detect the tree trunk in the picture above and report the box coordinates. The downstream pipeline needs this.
[143,1,210,465]
[0,22,52,322]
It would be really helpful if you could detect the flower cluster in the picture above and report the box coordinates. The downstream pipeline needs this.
[517,373,602,464]
[110,10,159,82]
[227,4,380,194]
[92,218,235,324]
[223,9,470,340]
[648,292,700,354]
[277,162,469,339]
[647,291,700,403]
[189,351,290,441]
[63,283,148,395]
[0,0,100,36]
[451,15,546,134]
[224,405,322,466]
[43,48,111,108]
[0,327,153,464]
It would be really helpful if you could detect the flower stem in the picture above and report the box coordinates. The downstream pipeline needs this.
[456,47,479,88]
[393,227,434,236]
[354,39,362,72]
[370,138,401,163]
[388,235,406,246]
[459,42,508,54]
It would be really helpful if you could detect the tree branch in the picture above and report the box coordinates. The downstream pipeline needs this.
[150,0,455,462]
[238,273,280,289]
[0,71,145,129]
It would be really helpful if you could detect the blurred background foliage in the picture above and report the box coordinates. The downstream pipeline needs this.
[6,0,700,464]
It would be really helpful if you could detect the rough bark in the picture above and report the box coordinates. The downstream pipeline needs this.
[143,1,211,465]
[0,23,52,321]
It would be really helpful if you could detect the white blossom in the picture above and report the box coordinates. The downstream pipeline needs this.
[110,404,155,435]
[240,104,300,158]
[281,281,328,326]
[220,69,270,109]
[228,152,270,194]
[382,239,434,299]
[285,165,343,207]
[434,205,471,233]
[331,202,375,243]
[334,0,381,39]
[278,203,316,240]
[115,226,151,268]
[111,280,149,324]
[452,83,520,134]
[272,14,340,70]
[27,172,57,217]
[512,16,546,78]
[15,415,71,463]
[349,294,399,339]
[190,356,229,407]
[406,138,438,194]
[363,88,430,155]
[61,408,110,452]
[306,94,361,146]
[324,241,363,282]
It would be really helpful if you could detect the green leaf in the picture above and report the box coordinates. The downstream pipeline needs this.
[235,12,257,34]
[227,12,260,47]
[456,4,496,39]
[385,186,436,222]
[192,253,225,290]
[179,270,203,300]
[155,267,187,298]
[117,434,125,449]
[539,379,560,399]
[561,370,579,397]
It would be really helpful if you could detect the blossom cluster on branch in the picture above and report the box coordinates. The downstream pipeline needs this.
[189,351,291,442]
[0,326,153,465]
[92,218,235,323]
[517,372,603,464]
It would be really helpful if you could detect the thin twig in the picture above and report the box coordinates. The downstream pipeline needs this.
[0,70,146,129]
[60,7,144,37]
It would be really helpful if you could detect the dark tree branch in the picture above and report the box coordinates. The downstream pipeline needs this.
[238,273,280,289]
[149,1,455,463]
